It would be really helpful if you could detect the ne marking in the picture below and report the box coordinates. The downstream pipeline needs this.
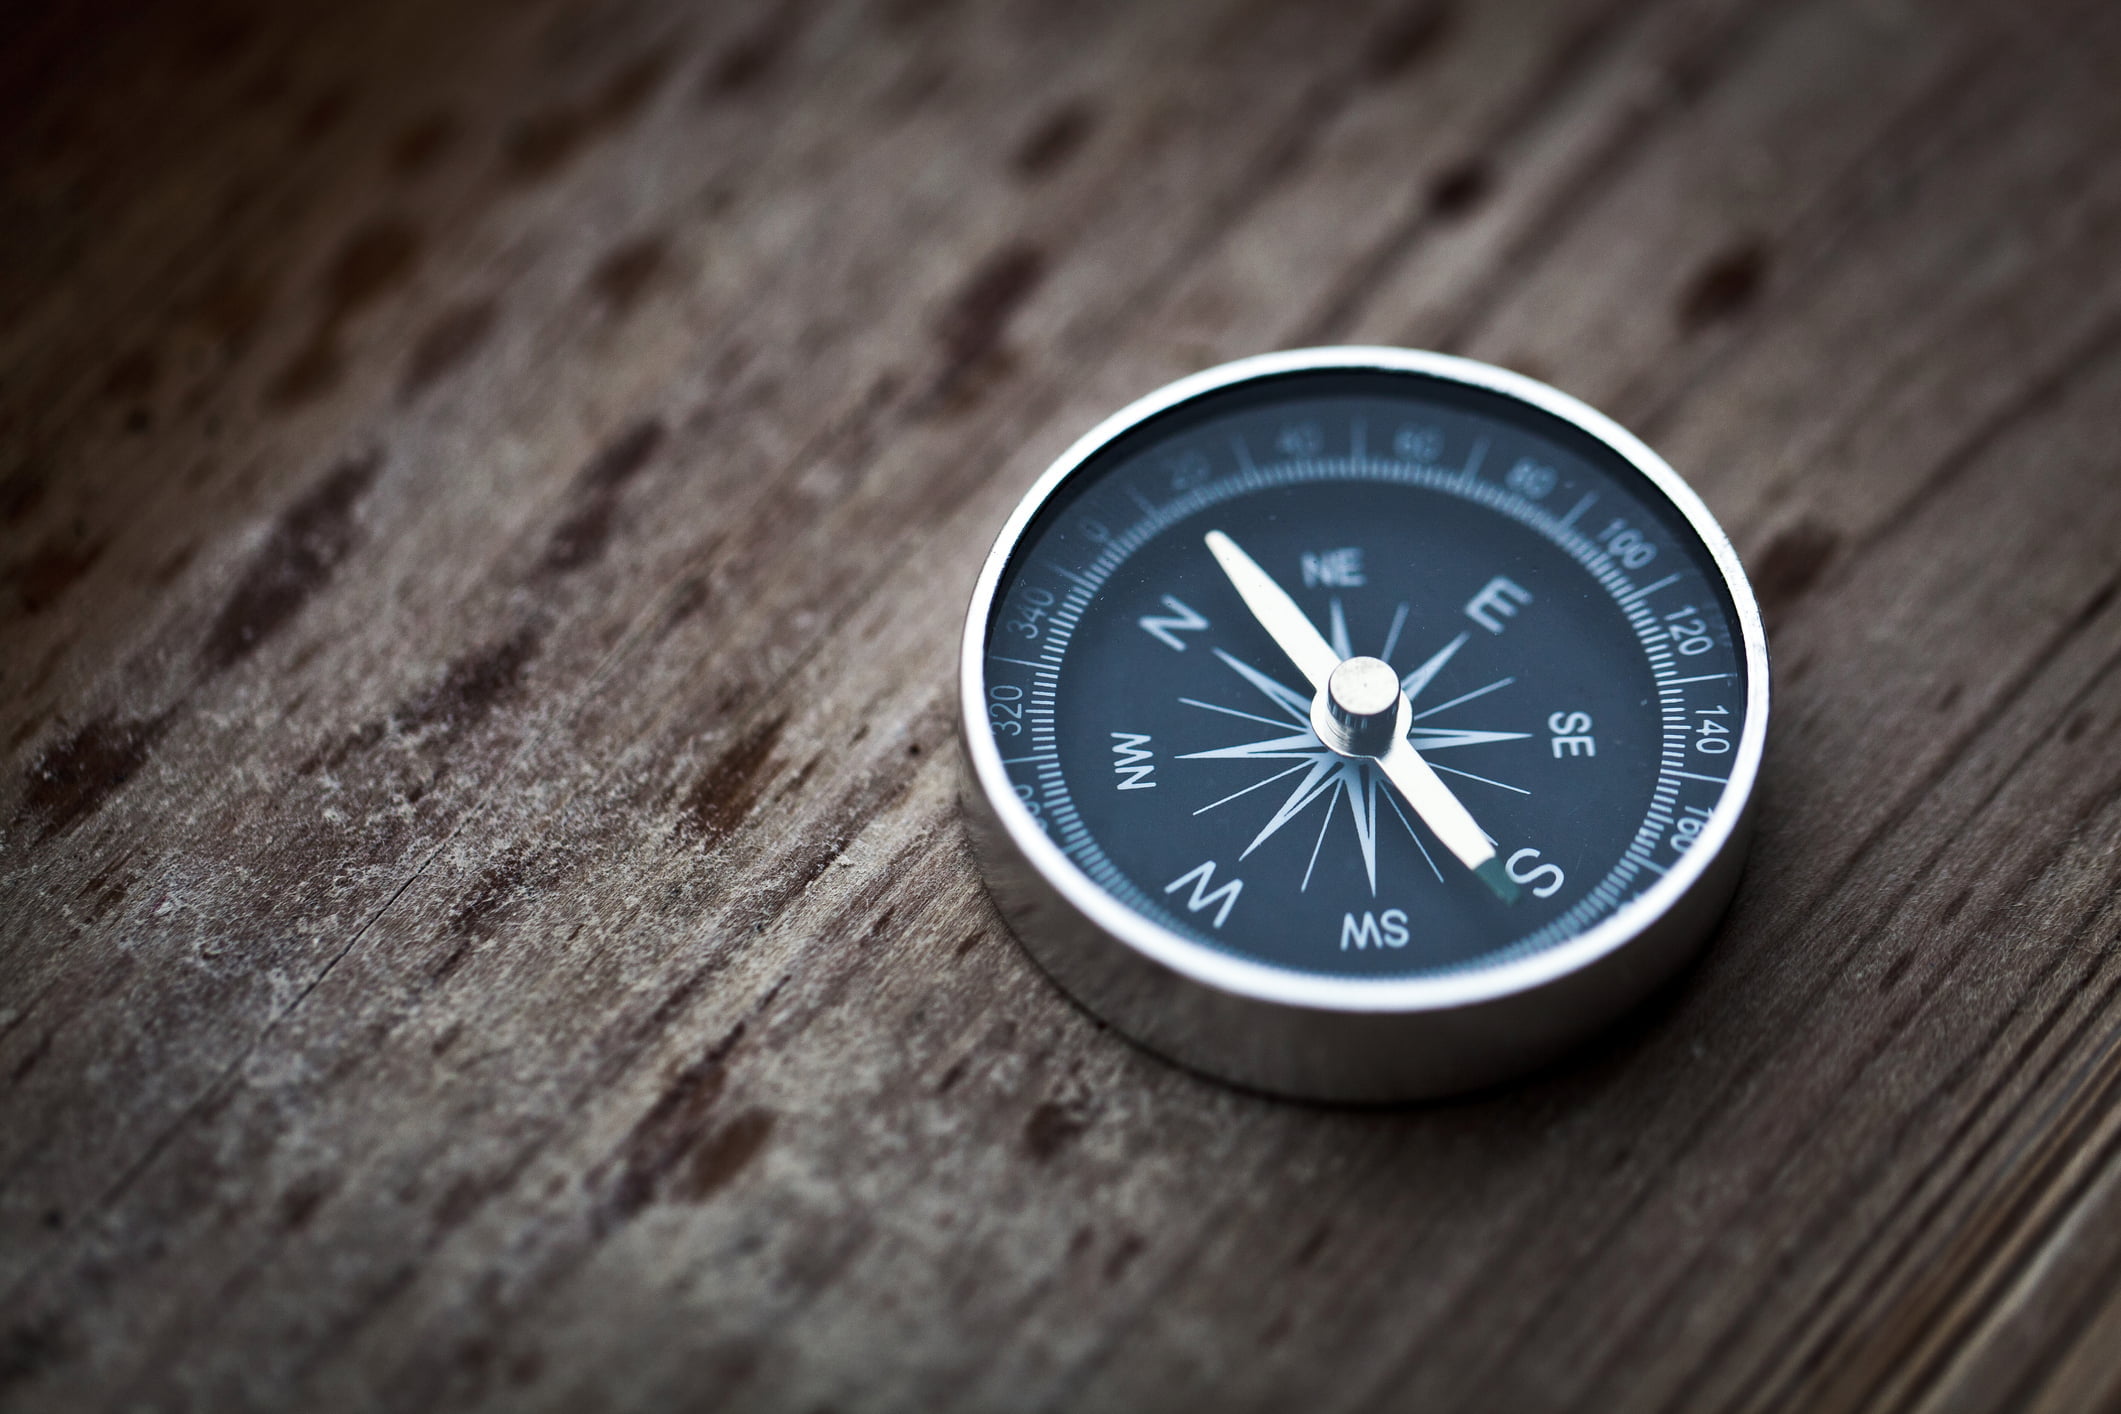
[1670,769,1729,784]
[1665,673,1732,686]
[990,656,1052,671]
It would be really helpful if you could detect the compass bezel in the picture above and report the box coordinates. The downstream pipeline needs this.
[958,347,1769,1099]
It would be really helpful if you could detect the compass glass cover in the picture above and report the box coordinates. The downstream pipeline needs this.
[979,368,1751,979]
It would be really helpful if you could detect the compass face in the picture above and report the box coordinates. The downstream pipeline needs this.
[975,363,1755,980]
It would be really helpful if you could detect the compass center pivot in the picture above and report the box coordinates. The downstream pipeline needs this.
[1319,655,1405,757]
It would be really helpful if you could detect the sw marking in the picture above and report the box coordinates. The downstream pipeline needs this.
[1340,909,1411,950]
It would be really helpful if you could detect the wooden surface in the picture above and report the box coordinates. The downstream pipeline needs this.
[4,0,2121,1408]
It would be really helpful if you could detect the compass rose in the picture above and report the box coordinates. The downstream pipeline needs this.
[1179,602,1530,895]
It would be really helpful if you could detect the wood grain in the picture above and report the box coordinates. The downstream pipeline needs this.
[4,0,2120,1409]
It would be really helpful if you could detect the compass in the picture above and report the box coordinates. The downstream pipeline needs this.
[958,349,1768,1100]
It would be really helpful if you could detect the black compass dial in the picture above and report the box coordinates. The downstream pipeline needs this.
[980,368,1751,979]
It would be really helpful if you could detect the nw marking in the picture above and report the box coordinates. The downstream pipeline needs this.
[1110,732,1156,789]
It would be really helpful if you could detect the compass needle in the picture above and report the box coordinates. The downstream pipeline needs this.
[1376,740,1501,872]
[965,349,1767,1099]
[1202,528,1510,882]
[1204,530,1341,691]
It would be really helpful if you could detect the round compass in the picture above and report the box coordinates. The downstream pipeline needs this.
[958,349,1768,1100]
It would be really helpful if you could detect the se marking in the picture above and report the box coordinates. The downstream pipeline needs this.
[1548,710,1596,759]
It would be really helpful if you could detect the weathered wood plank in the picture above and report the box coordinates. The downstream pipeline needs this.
[4,0,2121,1410]
[3,0,1407,1268]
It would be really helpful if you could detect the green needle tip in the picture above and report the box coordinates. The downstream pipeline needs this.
[1474,857,1520,904]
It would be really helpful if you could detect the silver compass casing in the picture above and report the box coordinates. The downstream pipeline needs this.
[958,348,1769,1102]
